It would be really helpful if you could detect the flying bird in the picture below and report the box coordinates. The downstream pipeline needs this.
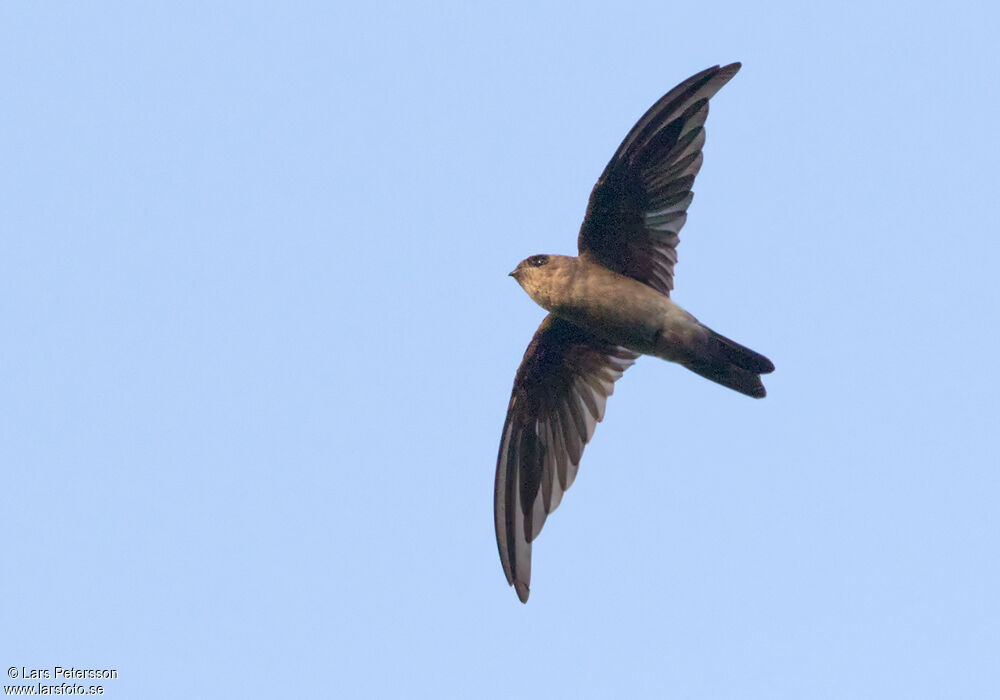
[494,63,774,603]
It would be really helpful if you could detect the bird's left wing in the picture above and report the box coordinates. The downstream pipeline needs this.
[577,63,741,296]
[495,315,638,602]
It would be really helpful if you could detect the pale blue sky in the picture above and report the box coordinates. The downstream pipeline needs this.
[3,2,998,698]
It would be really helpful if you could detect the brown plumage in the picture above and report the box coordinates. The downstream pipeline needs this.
[495,63,773,603]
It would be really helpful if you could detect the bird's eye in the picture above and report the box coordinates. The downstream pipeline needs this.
[527,255,549,267]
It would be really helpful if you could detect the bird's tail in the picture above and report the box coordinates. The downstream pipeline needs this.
[681,327,774,398]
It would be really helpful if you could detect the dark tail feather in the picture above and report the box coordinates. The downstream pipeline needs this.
[710,330,775,374]
[683,328,774,399]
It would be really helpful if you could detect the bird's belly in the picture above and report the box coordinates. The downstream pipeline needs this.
[551,277,677,355]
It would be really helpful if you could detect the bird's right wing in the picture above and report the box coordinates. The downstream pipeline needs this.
[494,315,638,602]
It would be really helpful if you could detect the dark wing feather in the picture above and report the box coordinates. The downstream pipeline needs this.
[494,315,637,602]
[577,63,741,296]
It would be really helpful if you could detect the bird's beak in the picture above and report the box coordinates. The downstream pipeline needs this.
[509,269,519,278]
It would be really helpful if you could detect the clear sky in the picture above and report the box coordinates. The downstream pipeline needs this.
[3,2,998,698]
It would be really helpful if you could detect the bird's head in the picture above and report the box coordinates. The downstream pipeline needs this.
[509,254,576,311]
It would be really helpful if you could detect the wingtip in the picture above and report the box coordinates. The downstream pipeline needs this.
[515,581,530,603]
[718,62,742,82]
